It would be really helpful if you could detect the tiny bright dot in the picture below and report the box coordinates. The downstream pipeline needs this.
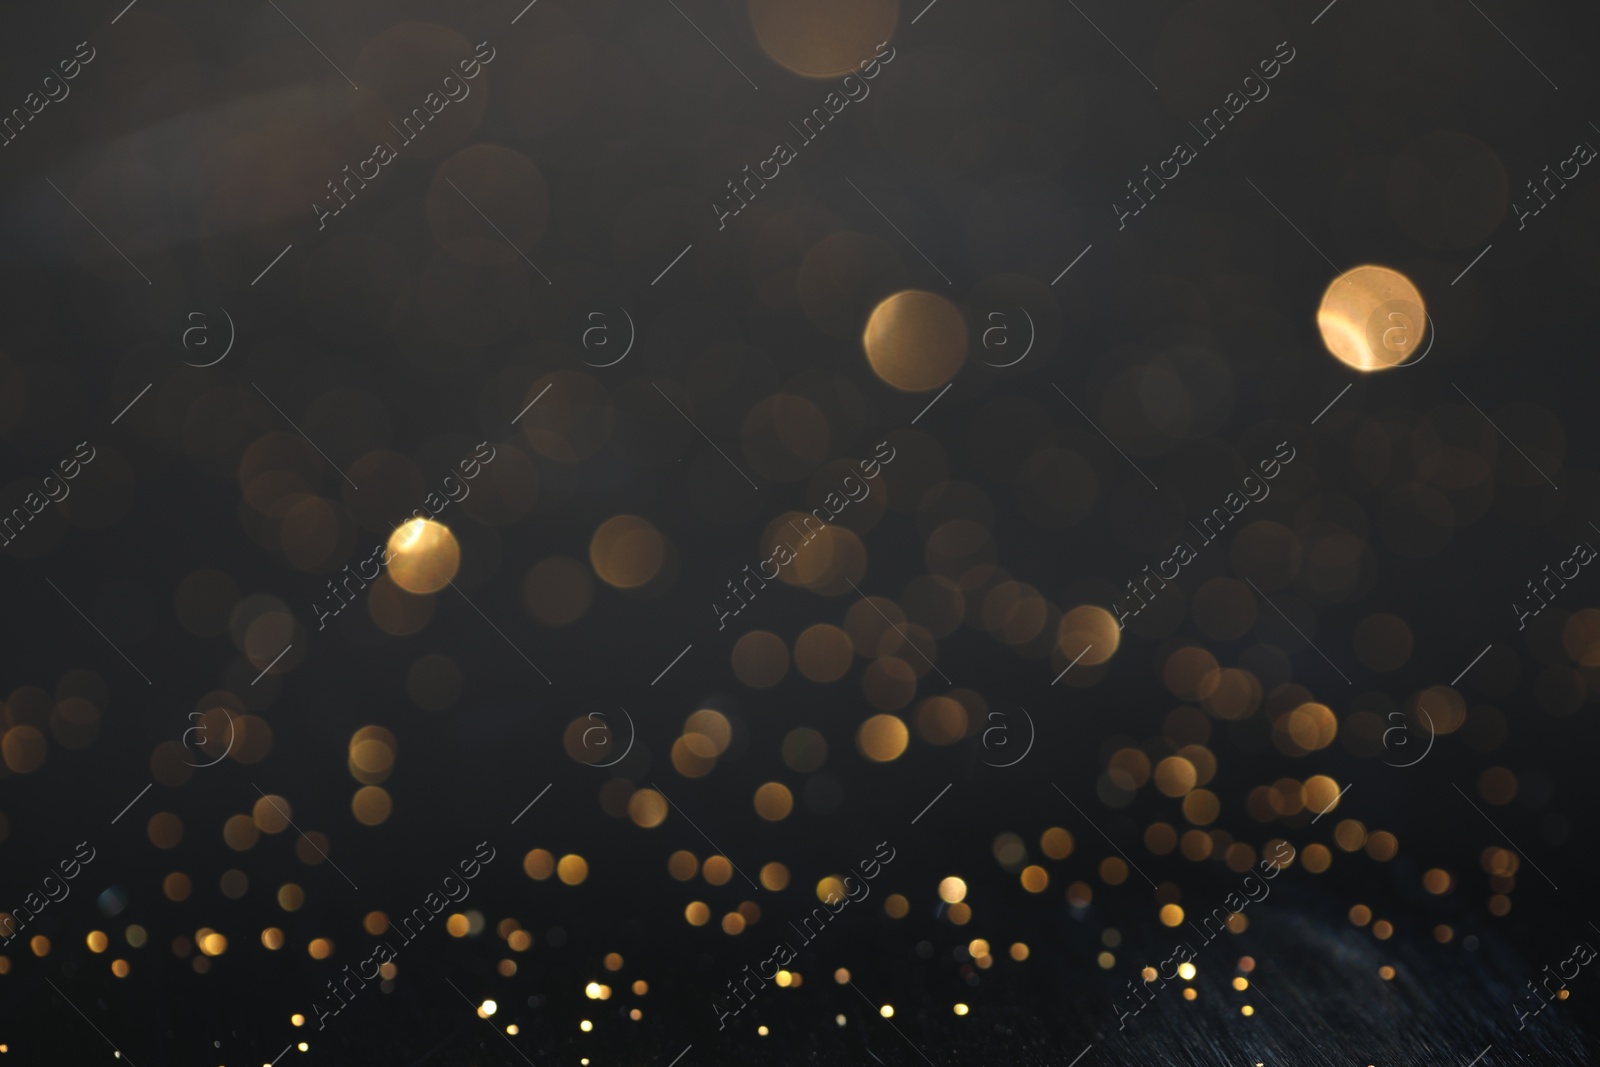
[758,1025,769,1036]
[1232,977,1248,991]
[880,1005,894,1018]
[480,1000,497,1017]
[1178,962,1196,981]
[580,1020,593,1032]
[1241,1005,1255,1016]
[953,1003,969,1016]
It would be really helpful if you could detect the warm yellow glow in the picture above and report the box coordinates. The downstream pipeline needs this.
[857,714,909,762]
[557,854,590,885]
[386,518,461,594]
[863,291,968,392]
[1058,605,1120,666]
[748,0,898,78]
[1316,265,1427,371]
[938,876,968,904]
[1178,962,1197,981]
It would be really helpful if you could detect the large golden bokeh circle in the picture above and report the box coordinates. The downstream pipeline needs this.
[747,0,898,79]
[1058,605,1119,666]
[589,514,665,589]
[386,518,461,594]
[863,290,968,392]
[1316,266,1427,372]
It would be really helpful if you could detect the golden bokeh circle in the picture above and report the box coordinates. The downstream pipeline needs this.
[863,290,968,392]
[386,519,460,595]
[1057,605,1119,666]
[857,713,909,762]
[589,514,665,590]
[747,0,898,79]
[1316,266,1427,372]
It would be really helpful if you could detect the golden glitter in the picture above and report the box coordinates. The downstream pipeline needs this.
[1316,265,1427,371]
[557,854,589,885]
[1040,827,1074,859]
[863,291,968,393]
[386,518,461,594]
[703,856,734,886]
[760,862,790,891]
[667,850,698,881]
